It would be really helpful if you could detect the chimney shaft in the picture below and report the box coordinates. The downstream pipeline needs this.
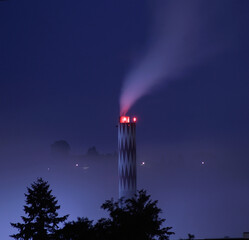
[118,116,137,199]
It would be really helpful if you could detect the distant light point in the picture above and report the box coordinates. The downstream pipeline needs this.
[141,161,145,166]
[201,161,205,165]
[76,163,79,167]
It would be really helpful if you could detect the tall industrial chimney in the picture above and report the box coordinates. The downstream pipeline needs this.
[118,116,137,199]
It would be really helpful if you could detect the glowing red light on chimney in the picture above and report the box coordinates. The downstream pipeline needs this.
[120,116,130,123]
[133,117,137,122]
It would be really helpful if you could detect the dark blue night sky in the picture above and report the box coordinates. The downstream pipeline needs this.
[1,0,249,239]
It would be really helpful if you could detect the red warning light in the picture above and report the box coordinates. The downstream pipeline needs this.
[120,116,130,123]
[133,117,137,122]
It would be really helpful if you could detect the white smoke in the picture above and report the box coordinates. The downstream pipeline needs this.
[120,0,227,115]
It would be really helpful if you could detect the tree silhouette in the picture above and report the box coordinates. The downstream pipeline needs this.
[188,234,195,240]
[94,218,113,240]
[98,190,174,240]
[87,146,99,156]
[10,178,68,240]
[56,217,95,240]
[51,140,71,157]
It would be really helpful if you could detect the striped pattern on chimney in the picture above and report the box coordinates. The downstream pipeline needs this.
[118,122,136,199]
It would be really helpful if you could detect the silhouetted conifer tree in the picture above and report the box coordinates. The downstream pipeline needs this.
[10,178,68,240]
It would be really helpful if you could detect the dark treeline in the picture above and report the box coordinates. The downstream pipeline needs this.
[10,178,174,240]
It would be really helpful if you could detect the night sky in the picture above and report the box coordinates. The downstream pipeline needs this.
[1,0,249,239]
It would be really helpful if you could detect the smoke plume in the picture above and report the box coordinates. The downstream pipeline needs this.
[120,0,228,115]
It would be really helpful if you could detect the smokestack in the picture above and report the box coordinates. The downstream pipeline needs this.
[118,116,137,199]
